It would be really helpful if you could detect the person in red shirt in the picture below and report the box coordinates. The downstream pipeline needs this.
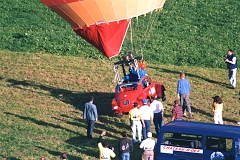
[171,100,183,121]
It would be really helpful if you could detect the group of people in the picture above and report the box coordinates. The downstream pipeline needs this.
[122,60,147,83]
[82,49,238,159]
[88,93,197,160]
[129,96,165,143]
[83,94,185,160]
[83,95,160,160]
[176,48,238,125]
[82,76,223,160]
[176,72,226,125]
[97,129,156,160]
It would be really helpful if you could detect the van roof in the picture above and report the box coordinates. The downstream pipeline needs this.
[162,121,240,137]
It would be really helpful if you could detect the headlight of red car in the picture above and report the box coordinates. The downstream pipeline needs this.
[112,98,118,110]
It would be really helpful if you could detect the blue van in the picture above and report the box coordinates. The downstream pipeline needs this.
[156,121,240,160]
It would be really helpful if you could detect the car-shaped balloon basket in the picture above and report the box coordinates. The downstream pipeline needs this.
[112,54,166,116]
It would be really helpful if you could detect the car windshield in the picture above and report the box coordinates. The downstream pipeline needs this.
[117,83,138,93]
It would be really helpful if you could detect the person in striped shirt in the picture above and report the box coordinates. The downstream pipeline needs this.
[171,100,183,121]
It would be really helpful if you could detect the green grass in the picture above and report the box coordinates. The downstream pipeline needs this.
[1,0,240,68]
[0,0,240,159]
[0,50,239,159]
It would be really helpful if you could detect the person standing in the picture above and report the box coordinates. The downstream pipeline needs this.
[139,99,154,140]
[212,96,223,124]
[128,102,142,144]
[83,96,98,139]
[118,131,133,160]
[177,72,192,118]
[150,96,164,136]
[139,132,155,160]
[171,100,183,121]
[98,130,116,160]
[224,49,238,89]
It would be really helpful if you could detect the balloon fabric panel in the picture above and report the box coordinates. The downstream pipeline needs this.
[73,20,130,59]
[40,0,166,28]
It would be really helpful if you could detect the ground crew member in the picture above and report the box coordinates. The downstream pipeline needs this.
[140,132,155,160]
[128,102,142,144]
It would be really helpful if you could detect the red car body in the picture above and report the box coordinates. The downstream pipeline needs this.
[111,75,165,115]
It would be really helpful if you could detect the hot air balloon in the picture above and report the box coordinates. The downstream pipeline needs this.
[40,0,166,59]
[40,0,167,116]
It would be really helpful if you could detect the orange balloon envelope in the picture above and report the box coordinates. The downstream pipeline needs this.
[40,0,166,58]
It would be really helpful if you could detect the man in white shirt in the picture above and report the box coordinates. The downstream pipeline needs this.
[140,132,155,160]
[139,99,153,140]
[150,96,164,136]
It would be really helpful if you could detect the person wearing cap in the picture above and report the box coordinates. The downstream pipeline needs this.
[212,96,223,124]
[140,132,155,160]
[139,99,154,140]
[150,96,164,136]
[129,102,143,144]
[177,72,192,118]
[98,130,116,160]
[171,100,183,121]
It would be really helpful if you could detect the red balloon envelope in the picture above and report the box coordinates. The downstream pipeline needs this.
[73,20,130,58]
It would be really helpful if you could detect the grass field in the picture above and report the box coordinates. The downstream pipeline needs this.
[0,51,239,159]
[0,0,240,159]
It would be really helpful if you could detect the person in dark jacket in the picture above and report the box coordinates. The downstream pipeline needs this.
[224,49,238,89]
[83,96,98,139]
[118,131,133,160]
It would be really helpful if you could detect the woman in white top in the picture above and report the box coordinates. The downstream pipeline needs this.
[212,96,223,124]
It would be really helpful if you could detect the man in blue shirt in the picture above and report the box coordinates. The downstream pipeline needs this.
[177,72,192,118]
[84,96,98,139]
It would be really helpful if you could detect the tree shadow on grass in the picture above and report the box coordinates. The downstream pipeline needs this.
[5,78,136,159]
[36,146,81,160]
[3,111,100,159]
[6,78,115,116]
[0,155,19,160]
[6,78,130,134]
[59,113,129,140]
[65,136,118,159]
[3,112,80,135]
[148,67,228,87]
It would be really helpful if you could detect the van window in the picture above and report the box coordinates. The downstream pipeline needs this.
[236,140,240,156]
[206,136,232,152]
[162,132,202,149]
